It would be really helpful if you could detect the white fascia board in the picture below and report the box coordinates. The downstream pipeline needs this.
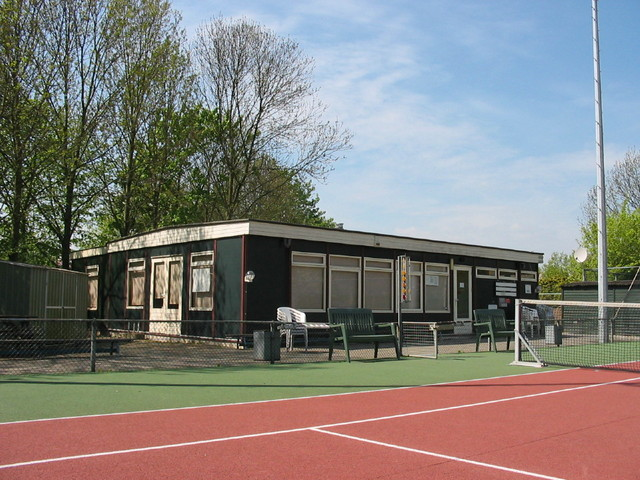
[247,222,544,264]
[71,220,544,264]
[108,222,250,252]
[70,222,251,259]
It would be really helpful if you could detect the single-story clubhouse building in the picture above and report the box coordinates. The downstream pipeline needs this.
[70,219,543,341]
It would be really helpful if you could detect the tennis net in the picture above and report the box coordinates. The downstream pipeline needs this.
[514,299,640,372]
[401,321,438,358]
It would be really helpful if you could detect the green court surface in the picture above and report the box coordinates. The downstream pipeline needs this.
[0,353,548,423]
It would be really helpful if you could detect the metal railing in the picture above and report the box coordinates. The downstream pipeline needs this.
[582,266,640,282]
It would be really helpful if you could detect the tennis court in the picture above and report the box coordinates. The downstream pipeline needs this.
[2,365,639,479]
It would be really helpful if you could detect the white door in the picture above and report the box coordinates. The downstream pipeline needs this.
[454,266,473,334]
[149,256,183,337]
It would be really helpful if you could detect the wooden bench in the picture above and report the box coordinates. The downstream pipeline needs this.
[327,308,400,362]
[473,308,515,352]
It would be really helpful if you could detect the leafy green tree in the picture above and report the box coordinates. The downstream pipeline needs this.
[0,7,346,259]
[580,204,640,276]
[235,162,336,227]
[539,252,583,295]
[0,0,54,263]
[35,0,121,268]
[101,0,192,237]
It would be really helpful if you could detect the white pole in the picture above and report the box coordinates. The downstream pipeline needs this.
[592,0,609,342]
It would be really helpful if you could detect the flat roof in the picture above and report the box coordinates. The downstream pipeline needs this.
[71,219,544,264]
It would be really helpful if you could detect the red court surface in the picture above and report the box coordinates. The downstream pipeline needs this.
[2,368,640,479]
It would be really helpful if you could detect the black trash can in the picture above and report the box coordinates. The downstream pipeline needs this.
[253,330,280,362]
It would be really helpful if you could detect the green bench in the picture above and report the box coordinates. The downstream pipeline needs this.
[327,308,400,362]
[473,308,515,352]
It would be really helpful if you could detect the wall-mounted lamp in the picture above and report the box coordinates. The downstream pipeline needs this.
[244,270,255,283]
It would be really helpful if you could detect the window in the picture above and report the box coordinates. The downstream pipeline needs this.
[127,259,145,308]
[498,269,518,280]
[87,265,99,310]
[153,261,166,308]
[329,255,361,308]
[168,259,181,309]
[190,252,214,310]
[476,267,497,279]
[404,261,423,312]
[291,252,326,311]
[520,271,538,282]
[364,258,393,312]
[425,263,450,313]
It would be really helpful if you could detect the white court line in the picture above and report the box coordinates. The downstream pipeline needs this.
[312,428,567,480]
[0,427,310,471]
[0,368,571,426]
[1,374,638,472]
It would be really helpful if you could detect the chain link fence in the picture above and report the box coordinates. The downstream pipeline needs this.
[0,318,501,375]
[0,318,398,375]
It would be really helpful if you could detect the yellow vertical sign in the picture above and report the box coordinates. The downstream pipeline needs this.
[399,255,411,303]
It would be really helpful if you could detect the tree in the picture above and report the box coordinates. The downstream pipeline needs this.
[539,252,583,295]
[100,0,193,238]
[191,17,351,220]
[0,9,348,259]
[34,0,121,268]
[576,148,640,279]
[580,204,640,273]
[544,149,640,291]
[240,164,336,227]
[582,149,640,225]
[610,149,640,209]
[0,0,54,263]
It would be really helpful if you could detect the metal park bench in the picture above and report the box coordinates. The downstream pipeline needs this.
[327,308,400,362]
[473,308,515,352]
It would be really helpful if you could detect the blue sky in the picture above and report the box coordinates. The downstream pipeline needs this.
[173,0,639,262]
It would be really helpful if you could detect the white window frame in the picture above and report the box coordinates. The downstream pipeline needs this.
[520,270,538,282]
[476,267,497,279]
[87,265,99,310]
[403,261,423,312]
[363,257,394,312]
[190,251,214,311]
[425,262,450,313]
[291,252,326,312]
[498,268,518,280]
[127,258,146,309]
[329,254,361,309]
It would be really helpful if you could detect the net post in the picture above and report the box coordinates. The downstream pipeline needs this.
[434,324,439,357]
[90,319,97,373]
[515,299,522,363]
[398,299,404,357]
[598,305,609,344]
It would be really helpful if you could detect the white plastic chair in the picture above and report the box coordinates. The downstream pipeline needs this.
[521,306,541,337]
[277,307,308,351]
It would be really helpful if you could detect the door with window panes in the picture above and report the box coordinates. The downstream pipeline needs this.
[453,266,473,334]
[149,256,183,337]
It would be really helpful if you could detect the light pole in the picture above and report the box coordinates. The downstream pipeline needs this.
[592,0,609,342]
